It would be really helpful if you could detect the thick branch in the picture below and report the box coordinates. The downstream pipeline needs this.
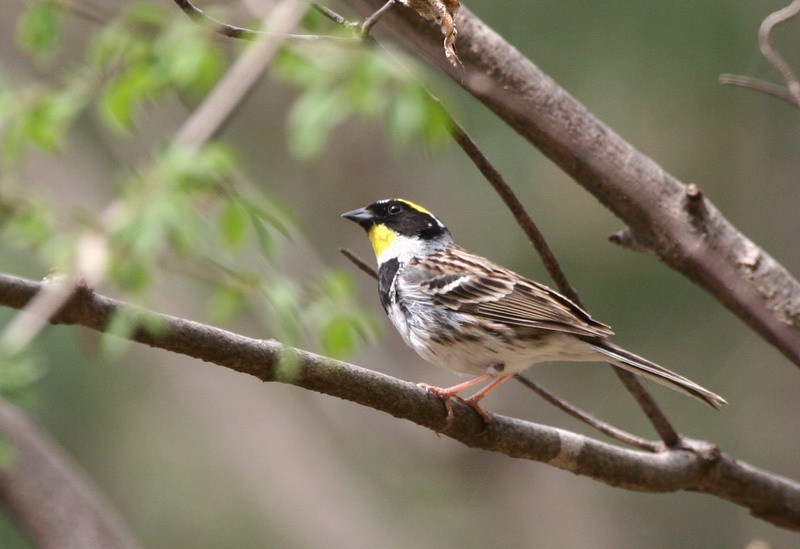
[0,397,139,549]
[344,0,800,366]
[1,273,799,530]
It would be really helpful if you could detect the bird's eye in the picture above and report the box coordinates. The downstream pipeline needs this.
[387,204,402,215]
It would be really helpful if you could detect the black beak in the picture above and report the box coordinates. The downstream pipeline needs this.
[341,207,374,230]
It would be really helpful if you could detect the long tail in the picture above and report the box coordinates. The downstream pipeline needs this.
[591,342,727,410]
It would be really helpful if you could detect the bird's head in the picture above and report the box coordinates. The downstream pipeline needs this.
[342,199,452,262]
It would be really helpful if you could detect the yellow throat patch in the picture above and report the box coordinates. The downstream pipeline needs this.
[368,224,396,258]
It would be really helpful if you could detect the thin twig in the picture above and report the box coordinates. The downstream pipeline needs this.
[449,123,580,304]
[361,0,397,37]
[720,1,800,107]
[719,74,799,107]
[174,0,262,39]
[173,0,349,41]
[759,0,800,105]
[339,248,379,280]
[514,374,661,452]
[313,3,359,27]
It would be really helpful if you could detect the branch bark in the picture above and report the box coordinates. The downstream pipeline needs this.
[344,0,800,366]
[1,273,799,530]
[0,396,139,549]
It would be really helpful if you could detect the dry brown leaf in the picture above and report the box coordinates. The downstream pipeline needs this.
[401,0,461,66]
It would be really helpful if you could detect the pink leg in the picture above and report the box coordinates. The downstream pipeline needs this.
[418,373,512,428]
[457,375,515,422]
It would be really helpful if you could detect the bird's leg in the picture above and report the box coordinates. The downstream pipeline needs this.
[418,363,510,429]
[456,374,515,423]
[418,373,495,429]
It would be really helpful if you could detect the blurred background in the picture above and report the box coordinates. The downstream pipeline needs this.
[1,0,799,547]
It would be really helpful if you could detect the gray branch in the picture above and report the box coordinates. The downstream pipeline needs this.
[344,0,800,366]
[0,273,798,530]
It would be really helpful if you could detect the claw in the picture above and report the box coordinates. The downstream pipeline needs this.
[418,382,458,430]
[417,374,516,430]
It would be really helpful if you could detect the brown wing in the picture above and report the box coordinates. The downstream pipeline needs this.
[405,246,613,338]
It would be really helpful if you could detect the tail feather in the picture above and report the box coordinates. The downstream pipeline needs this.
[592,342,727,410]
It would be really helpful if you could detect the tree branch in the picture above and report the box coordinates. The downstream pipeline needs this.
[344,0,800,367]
[1,273,799,530]
[0,396,139,549]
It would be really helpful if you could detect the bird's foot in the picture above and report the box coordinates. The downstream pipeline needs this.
[417,382,494,431]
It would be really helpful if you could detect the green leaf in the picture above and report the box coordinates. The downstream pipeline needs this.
[0,353,46,393]
[157,23,224,92]
[99,65,160,132]
[261,278,303,346]
[1,200,54,249]
[20,87,89,153]
[249,212,274,256]
[320,316,357,358]
[219,199,249,250]
[17,1,62,58]
[287,86,351,158]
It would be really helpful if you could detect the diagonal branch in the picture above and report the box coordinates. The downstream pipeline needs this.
[0,273,798,530]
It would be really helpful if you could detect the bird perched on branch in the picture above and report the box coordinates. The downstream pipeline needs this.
[343,198,726,427]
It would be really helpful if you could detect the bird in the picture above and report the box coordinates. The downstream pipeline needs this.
[342,198,727,427]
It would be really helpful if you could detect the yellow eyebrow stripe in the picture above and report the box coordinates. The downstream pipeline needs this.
[397,199,432,216]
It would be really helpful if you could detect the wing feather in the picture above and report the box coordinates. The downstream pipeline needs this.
[404,246,613,338]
